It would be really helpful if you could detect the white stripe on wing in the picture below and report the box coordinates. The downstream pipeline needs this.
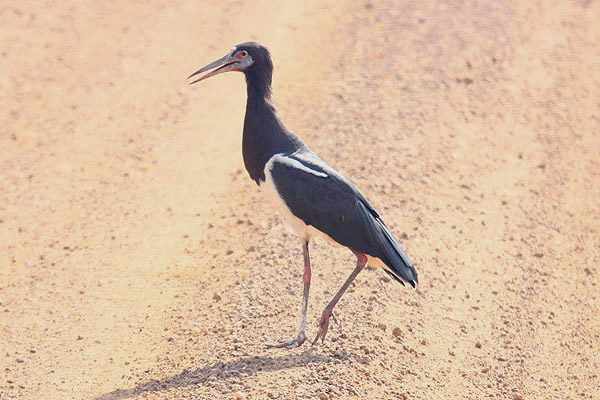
[270,154,328,178]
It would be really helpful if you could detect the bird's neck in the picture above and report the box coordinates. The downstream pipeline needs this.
[242,84,304,185]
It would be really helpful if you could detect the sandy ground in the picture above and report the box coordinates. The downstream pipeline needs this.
[1,0,599,399]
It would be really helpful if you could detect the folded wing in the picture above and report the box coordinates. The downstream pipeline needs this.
[269,152,417,287]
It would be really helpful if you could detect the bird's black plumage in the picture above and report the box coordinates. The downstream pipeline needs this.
[269,152,418,287]
[188,42,417,347]
[236,43,305,183]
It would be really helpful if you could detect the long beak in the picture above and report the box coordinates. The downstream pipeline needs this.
[187,51,239,85]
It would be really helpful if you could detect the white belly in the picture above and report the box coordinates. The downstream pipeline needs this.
[262,164,309,242]
[262,154,331,243]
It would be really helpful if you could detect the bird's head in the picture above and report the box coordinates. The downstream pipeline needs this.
[188,42,273,94]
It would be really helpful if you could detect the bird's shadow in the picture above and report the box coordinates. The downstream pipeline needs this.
[92,349,349,400]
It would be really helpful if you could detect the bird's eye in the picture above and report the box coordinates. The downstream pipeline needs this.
[236,50,248,59]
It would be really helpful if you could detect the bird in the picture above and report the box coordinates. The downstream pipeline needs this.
[188,42,418,348]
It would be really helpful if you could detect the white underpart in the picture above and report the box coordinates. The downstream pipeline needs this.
[365,254,387,269]
[263,154,330,243]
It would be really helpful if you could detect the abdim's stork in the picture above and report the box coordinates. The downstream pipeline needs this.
[188,42,418,348]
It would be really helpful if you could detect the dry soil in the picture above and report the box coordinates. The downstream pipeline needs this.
[1,1,599,399]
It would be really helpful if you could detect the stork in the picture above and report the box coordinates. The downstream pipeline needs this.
[188,42,417,348]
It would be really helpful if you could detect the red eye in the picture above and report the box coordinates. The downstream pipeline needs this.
[236,51,248,59]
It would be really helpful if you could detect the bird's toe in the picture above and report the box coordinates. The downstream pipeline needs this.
[267,331,307,349]
[312,309,334,345]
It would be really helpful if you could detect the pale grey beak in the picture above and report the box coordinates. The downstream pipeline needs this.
[187,51,239,85]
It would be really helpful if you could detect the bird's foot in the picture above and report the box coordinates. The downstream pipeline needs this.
[267,331,307,349]
[312,308,337,345]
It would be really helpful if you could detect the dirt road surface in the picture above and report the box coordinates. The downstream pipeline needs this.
[1,1,599,399]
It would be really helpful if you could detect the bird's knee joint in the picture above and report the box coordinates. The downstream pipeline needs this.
[302,270,311,284]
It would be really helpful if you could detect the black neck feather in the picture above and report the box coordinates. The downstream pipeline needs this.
[242,76,304,185]
[245,66,272,101]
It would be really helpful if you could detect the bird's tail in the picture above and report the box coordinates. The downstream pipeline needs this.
[377,218,418,287]
[359,202,418,287]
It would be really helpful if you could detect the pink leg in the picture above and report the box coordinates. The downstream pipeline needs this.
[267,241,311,349]
[312,250,367,345]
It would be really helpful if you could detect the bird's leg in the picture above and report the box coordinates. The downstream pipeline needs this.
[312,250,367,345]
[267,241,311,349]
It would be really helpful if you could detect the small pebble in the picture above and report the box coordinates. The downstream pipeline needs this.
[392,327,403,337]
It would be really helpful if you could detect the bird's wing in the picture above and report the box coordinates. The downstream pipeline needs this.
[268,152,417,286]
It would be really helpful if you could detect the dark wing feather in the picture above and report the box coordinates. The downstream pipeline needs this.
[269,152,417,286]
